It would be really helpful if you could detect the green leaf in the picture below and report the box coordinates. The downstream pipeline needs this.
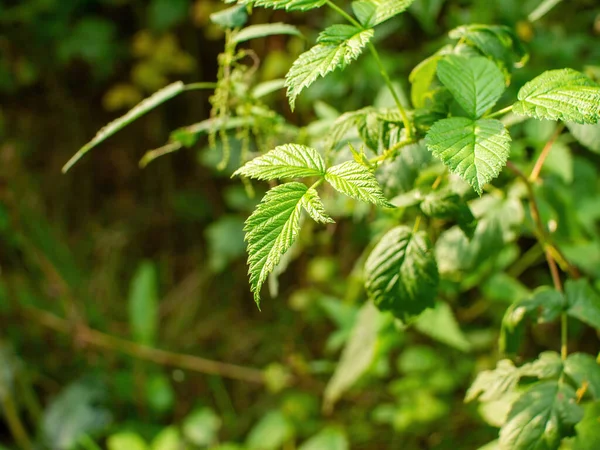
[233,144,326,181]
[425,117,511,195]
[240,0,327,11]
[513,69,600,124]
[324,302,389,412]
[520,352,563,380]
[564,279,600,330]
[325,161,393,207]
[572,401,600,450]
[420,190,477,238]
[107,433,148,450]
[465,360,521,402]
[246,411,294,450]
[365,226,439,322]
[301,188,335,224]
[233,23,302,43]
[409,53,442,108]
[210,5,248,28]
[352,0,415,27]
[414,301,471,351]
[128,261,159,346]
[285,27,373,110]
[436,55,506,119]
[499,381,583,450]
[145,373,175,415]
[298,427,349,450]
[564,353,600,400]
[63,81,185,172]
[245,182,328,305]
[182,408,222,447]
[150,427,181,450]
[567,122,600,153]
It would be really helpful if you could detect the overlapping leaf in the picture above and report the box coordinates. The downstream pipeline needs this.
[436,55,506,118]
[301,188,335,224]
[352,0,415,27]
[325,161,393,207]
[285,26,373,110]
[513,69,600,124]
[420,190,477,238]
[365,226,439,322]
[425,117,511,195]
[233,144,326,181]
[499,382,583,450]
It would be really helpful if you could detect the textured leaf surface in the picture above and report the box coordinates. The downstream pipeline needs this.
[352,0,415,27]
[233,144,326,181]
[437,55,505,118]
[285,27,373,110]
[425,117,511,195]
[245,183,307,306]
[365,226,439,322]
[239,0,327,11]
[301,188,334,224]
[63,81,184,172]
[499,382,583,450]
[420,190,477,238]
[325,161,393,207]
[233,23,302,43]
[564,353,600,400]
[466,360,521,403]
[513,69,600,124]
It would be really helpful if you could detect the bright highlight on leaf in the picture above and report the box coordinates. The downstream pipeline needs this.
[365,226,439,322]
[425,117,511,195]
[285,27,373,110]
[437,55,506,119]
[237,0,327,11]
[513,68,600,124]
[244,182,333,306]
[351,0,415,28]
[233,144,326,181]
[232,23,303,44]
[325,161,394,207]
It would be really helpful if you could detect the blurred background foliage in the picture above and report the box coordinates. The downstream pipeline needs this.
[1,0,600,449]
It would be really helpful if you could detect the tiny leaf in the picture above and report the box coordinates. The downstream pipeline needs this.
[365,226,439,322]
[436,55,506,119]
[285,27,373,110]
[425,117,511,195]
[325,161,394,207]
[513,69,600,124]
[233,144,326,181]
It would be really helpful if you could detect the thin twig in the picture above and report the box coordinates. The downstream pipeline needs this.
[529,124,564,183]
[22,306,266,384]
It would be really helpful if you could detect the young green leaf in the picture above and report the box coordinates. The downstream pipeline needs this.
[285,27,373,110]
[301,188,334,224]
[420,190,477,238]
[425,117,511,195]
[325,161,394,207]
[499,382,583,450]
[351,0,415,28]
[233,23,302,44]
[233,144,326,181]
[237,0,327,11]
[409,53,442,108]
[564,353,600,400]
[210,5,248,28]
[63,81,185,173]
[436,55,506,119]
[128,261,159,346]
[365,226,439,322]
[244,183,307,306]
[519,351,563,380]
[465,360,521,402]
[513,69,600,124]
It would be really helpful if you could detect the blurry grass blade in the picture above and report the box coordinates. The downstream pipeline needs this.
[139,142,182,168]
[252,79,286,98]
[528,0,562,22]
[63,81,185,173]
[233,23,302,44]
[128,261,159,346]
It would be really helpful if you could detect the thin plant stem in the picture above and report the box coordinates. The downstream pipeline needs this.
[22,306,266,384]
[529,123,564,182]
[184,82,219,91]
[325,0,413,137]
[412,215,422,234]
[1,391,33,450]
[486,105,513,119]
